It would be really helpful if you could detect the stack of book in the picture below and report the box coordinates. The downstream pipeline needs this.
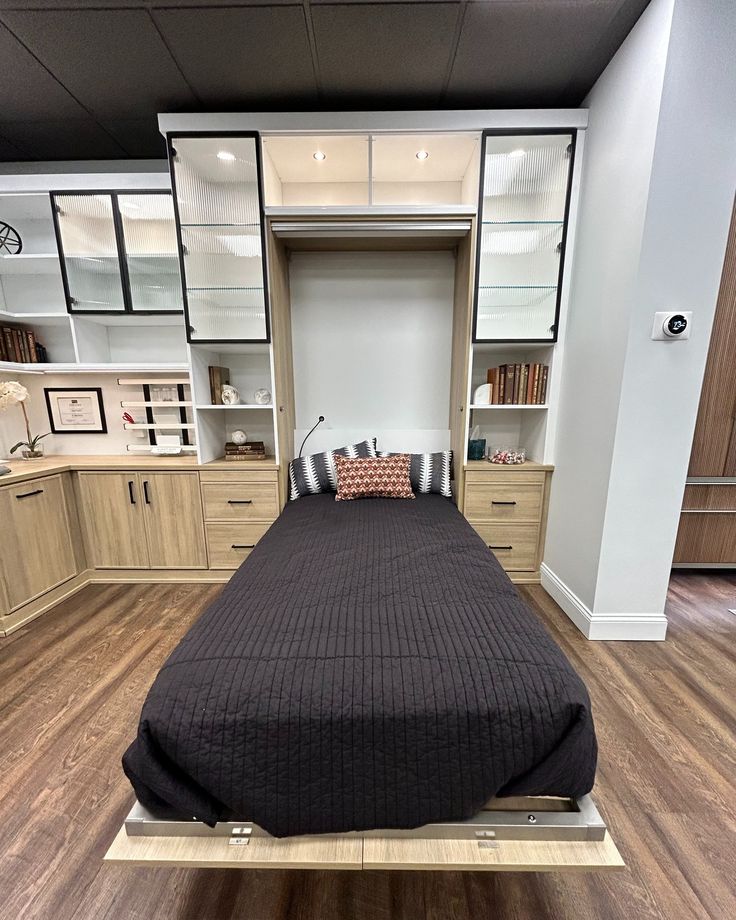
[0,325,47,363]
[486,363,549,405]
[224,441,266,461]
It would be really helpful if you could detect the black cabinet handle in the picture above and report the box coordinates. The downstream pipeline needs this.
[128,481,136,505]
[489,544,513,550]
[143,480,151,504]
[231,544,255,549]
[491,500,517,505]
[16,488,43,499]
[228,499,253,505]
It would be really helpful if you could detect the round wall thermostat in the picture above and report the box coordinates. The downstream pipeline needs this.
[664,313,688,337]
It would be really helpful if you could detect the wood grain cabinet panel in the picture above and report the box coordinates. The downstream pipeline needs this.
[673,512,736,564]
[470,523,540,572]
[0,474,78,612]
[201,482,279,522]
[77,473,149,569]
[140,473,207,570]
[464,482,544,523]
[205,522,273,569]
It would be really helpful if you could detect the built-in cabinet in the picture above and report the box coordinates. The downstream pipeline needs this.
[674,197,736,566]
[77,470,206,569]
[0,473,78,613]
[463,461,552,582]
[51,191,183,315]
[169,134,270,343]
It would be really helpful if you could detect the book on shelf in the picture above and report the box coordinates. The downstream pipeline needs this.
[208,365,230,405]
[485,362,550,405]
[0,324,42,364]
[225,441,265,454]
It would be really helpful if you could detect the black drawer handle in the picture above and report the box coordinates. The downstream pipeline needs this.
[16,488,44,499]
[228,499,253,504]
[231,544,255,549]
[128,480,136,505]
[489,544,513,550]
[491,500,517,505]
[143,480,151,504]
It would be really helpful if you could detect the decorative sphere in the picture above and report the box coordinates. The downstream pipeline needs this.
[231,429,247,445]
[254,388,272,405]
[221,384,240,405]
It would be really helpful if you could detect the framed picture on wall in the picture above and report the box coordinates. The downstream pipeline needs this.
[44,387,107,434]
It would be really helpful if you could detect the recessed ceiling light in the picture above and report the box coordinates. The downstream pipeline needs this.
[415,150,429,160]
[508,149,527,158]
[217,150,236,161]
[313,151,326,161]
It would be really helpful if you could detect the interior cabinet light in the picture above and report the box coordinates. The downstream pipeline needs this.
[415,150,429,160]
[217,151,236,161]
[313,151,326,161]
[508,149,527,158]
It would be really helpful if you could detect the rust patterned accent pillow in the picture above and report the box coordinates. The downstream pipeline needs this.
[334,454,415,501]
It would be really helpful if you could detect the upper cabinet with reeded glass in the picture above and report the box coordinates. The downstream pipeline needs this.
[261,133,480,209]
[474,133,574,342]
[51,191,183,314]
[169,134,269,343]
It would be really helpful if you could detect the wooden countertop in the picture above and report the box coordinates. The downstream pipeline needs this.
[464,459,554,472]
[0,455,279,486]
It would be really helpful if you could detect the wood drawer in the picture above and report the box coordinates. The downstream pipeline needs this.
[206,522,272,569]
[673,512,736,564]
[471,523,540,572]
[202,482,279,522]
[682,483,736,511]
[464,482,544,523]
[200,469,278,483]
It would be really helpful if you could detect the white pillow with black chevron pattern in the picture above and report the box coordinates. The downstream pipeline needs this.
[289,439,377,500]
[377,450,453,498]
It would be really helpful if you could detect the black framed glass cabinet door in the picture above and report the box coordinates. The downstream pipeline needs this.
[474,133,575,342]
[51,191,184,315]
[168,134,270,343]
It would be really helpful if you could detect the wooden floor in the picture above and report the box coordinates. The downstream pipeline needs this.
[1,573,734,920]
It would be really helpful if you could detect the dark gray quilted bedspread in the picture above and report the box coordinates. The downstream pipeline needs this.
[123,493,597,836]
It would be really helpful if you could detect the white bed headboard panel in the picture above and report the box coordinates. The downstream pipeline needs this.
[289,250,455,457]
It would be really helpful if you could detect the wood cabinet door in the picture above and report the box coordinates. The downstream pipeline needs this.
[77,473,149,569]
[140,473,207,569]
[0,474,78,611]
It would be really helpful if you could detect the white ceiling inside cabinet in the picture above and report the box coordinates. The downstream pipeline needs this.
[262,135,369,184]
[372,134,479,183]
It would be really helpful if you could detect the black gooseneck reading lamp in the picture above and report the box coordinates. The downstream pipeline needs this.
[299,416,325,457]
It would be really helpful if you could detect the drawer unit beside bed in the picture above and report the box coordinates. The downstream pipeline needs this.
[199,468,279,570]
[463,461,553,584]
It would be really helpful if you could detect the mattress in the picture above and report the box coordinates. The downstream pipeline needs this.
[123,493,597,837]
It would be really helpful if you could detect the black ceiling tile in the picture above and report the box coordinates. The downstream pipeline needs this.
[0,9,197,119]
[447,0,620,107]
[152,6,318,106]
[0,22,87,121]
[101,117,169,159]
[311,3,461,101]
[0,119,127,160]
[0,131,29,161]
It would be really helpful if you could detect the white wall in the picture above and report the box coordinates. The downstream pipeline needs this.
[289,250,455,455]
[544,0,736,639]
[0,371,184,458]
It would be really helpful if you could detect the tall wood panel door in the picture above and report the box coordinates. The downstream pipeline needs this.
[688,197,736,476]
[77,472,149,569]
[140,473,207,569]
[0,474,78,612]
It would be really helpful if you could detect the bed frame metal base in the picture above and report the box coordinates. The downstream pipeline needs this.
[124,795,606,844]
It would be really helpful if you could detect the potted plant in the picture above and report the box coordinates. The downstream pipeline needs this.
[0,380,50,459]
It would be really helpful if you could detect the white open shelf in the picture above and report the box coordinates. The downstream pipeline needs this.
[196,403,272,410]
[469,403,548,410]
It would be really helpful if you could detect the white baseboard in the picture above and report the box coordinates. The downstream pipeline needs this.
[540,564,668,641]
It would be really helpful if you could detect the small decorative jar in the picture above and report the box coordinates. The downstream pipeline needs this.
[467,438,486,461]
